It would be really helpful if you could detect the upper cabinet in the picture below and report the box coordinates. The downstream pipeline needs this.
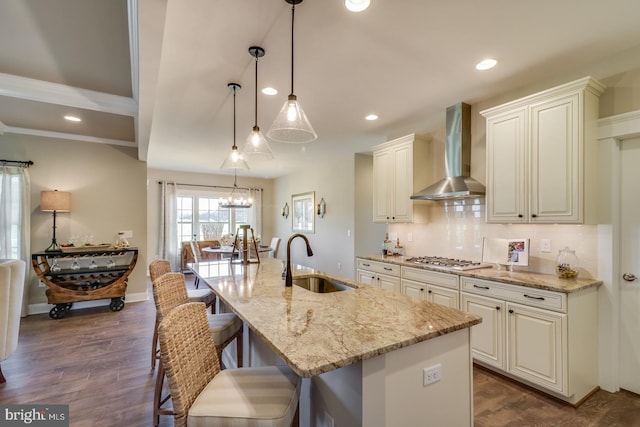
[481,77,605,224]
[372,134,429,223]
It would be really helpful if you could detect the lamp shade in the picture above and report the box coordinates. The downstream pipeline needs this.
[40,190,71,212]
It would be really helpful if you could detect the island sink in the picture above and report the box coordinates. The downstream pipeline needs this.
[293,274,354,293]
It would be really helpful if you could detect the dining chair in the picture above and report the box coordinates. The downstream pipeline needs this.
[149,259,216,371]
[188,241,202,288]
[269,237,281,258]
[152,273,243,426]
[159,302,300,427]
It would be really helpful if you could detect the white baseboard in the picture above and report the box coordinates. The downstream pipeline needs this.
[27,291,149,316]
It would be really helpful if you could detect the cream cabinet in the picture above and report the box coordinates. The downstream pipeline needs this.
[356,258,401,293]
[401,266,459,308]
[372,134,429,223]
[461,276,596,405]
[481,77,605,224]
[460,292,505,369]
[506,302,566,394]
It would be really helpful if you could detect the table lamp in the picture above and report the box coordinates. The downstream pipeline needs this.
[41,190,71,252]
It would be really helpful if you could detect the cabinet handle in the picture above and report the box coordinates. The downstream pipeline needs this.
[384,267,393,271]
[392,217,396,220]
[531,214,537,218]
[495,306,501,310]
[518,214,523,218]
[524,294,545,301]
[362,263,370,267]
[473,284,490,290]
[509,309,514,314]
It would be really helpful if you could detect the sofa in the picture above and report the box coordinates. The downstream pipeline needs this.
[180,240,221,271]
[0,258,26,383]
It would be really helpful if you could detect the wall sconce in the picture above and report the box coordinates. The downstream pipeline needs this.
[282,202,289,219]
[317,197,326,218]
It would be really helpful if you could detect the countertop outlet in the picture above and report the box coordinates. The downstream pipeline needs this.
[541,239,551,253]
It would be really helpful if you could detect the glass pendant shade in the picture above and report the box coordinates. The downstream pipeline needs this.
[268,94,317,143]
[267,0,317,143]
[220,146,249,170]
[243,125,273,157]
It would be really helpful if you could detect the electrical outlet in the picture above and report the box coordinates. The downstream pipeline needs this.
[541,239,551,253]
[337,262,342,270]
[347,229,351,237]
[423,363,442,386]
[408,233,413,242]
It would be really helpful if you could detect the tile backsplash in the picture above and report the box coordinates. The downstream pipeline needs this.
[388,200,598,279]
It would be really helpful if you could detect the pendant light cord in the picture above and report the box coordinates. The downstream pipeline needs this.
[254,55,258,126]
[290,2,295,95]
[232,85,237,149]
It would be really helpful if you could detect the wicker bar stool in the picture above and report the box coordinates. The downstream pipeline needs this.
[159,302,300,427]
[149,259,215,370]
[151,272,243,426]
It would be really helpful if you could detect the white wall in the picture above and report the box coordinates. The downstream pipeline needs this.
[0,134,148,311]
[273,155,356,278]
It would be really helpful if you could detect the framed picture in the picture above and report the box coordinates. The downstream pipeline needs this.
[483,237,530,266]
[292,191,315,233]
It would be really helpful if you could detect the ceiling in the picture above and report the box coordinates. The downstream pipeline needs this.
[2,0,640,178]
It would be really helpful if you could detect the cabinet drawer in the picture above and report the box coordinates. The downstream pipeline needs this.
[401,266,459,290]
[461,277,566,312]
[356,259,400,277]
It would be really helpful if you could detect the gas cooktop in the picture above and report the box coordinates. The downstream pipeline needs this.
[404,256,492,271]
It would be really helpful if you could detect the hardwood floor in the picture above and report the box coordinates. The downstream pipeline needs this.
[1,274,639,426]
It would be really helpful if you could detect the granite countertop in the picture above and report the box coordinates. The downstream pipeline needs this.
[358,254,603,293]
[191,258,481,378]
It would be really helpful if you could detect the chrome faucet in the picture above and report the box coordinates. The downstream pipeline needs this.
[284,233,314,287]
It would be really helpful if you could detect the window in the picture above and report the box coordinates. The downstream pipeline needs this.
[176,190,255,248]
[0,171,23,259]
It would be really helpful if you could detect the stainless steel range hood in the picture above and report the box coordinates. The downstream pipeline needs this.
[411,102,485,200]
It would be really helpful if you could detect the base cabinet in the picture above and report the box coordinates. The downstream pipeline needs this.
[356,258,401,293]
[401,266,459,309]
[460,292,505,369]
[461,276,595,404]
[507,302,567,394]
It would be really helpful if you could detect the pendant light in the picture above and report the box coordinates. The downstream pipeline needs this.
[220,83,249,170]
[267,0,317,143]
[219,168,253,209]
[242,46,274,157]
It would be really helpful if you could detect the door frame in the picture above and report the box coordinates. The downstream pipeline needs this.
[597,109,640,392]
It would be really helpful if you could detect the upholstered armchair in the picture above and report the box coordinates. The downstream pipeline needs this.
[0,259,26,383]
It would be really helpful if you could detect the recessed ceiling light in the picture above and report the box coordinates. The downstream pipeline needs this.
[365,114,378,121]
[64,115,81,122]
[475,58,497,71]
[261,87,278,95]
[345,0,370,12]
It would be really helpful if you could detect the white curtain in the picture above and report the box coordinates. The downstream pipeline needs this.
[158,181,179,271]
[248,188,263,240]
[0,165,31,315]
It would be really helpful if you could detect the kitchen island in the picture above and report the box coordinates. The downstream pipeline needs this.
[190,258,482,427]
